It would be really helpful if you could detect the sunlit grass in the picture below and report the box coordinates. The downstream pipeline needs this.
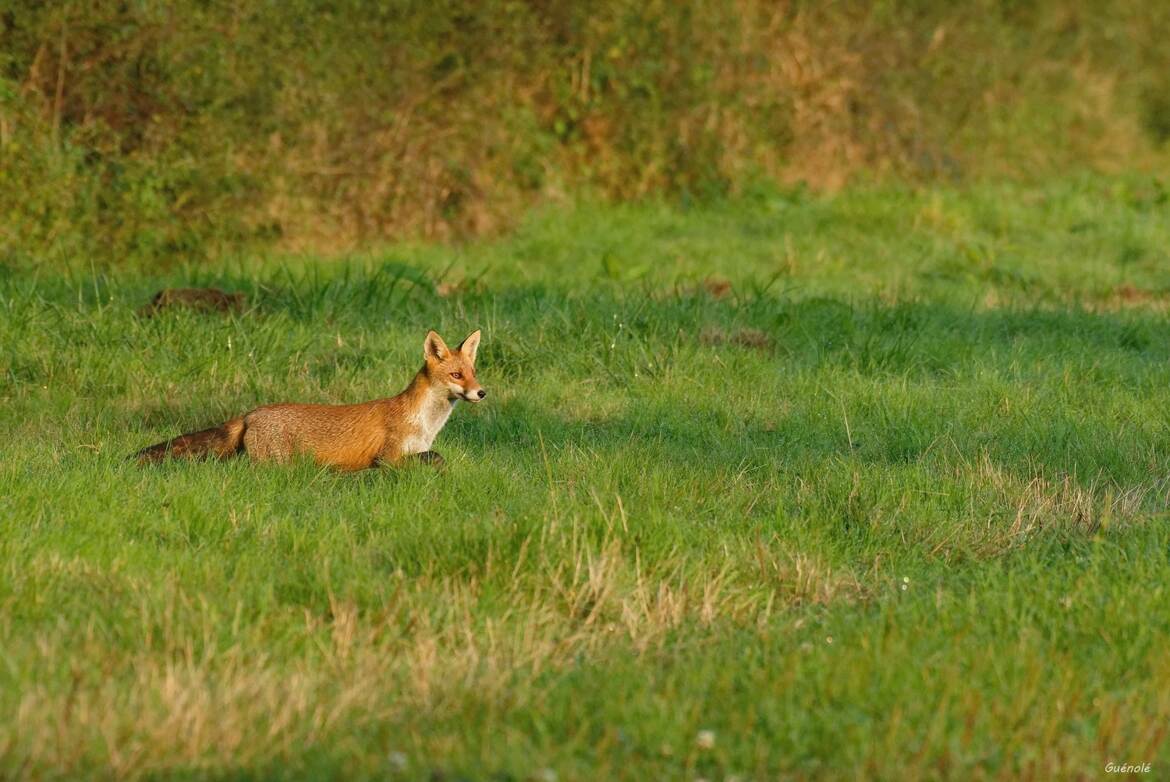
[2,176,1169,780]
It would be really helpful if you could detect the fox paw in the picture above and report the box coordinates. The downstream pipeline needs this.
[414,450,446,469]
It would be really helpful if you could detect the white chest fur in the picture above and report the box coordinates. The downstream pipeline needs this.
[401,396,455,455]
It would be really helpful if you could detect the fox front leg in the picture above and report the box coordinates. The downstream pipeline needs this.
[373,451,445,470]
[408,450,446,469]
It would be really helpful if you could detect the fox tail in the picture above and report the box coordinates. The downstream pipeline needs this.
[133,417,246,464]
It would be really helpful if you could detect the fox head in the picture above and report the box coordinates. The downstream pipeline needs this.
[424,329,486,402]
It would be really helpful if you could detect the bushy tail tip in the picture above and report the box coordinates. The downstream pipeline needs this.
[132,418,246,464]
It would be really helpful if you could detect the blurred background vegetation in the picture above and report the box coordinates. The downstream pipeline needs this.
[1,0,1168,267]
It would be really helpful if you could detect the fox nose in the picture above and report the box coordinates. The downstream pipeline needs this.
[477,389,487,399]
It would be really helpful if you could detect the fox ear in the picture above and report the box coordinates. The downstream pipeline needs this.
[458,329,482,363]
[424,330,450,361]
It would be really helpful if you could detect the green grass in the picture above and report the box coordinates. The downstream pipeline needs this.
[2,175,1170,780]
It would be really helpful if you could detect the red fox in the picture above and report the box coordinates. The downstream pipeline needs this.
[134,330,485,470]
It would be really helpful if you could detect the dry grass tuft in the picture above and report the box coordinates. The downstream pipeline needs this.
[2,523,860,777]
[972,455,1162,553]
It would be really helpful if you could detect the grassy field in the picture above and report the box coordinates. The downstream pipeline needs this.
[2,175,1170,780]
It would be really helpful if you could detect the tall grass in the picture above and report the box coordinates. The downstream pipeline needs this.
[2,1,1169,266]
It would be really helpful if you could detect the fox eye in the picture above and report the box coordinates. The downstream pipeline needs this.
[450,372,463,379]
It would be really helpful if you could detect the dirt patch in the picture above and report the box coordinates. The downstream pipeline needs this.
[1085,284,1170,313]
[138,288,247,317]
[436,277,485,298]
[699,326,773,351]
[702,277,733,299]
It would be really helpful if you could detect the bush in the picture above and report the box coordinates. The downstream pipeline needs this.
[1,0,1167,266]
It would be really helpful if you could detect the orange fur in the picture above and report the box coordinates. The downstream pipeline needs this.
[133,330,485,469]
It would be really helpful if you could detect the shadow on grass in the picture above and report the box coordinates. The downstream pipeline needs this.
[106,282,1170,520]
